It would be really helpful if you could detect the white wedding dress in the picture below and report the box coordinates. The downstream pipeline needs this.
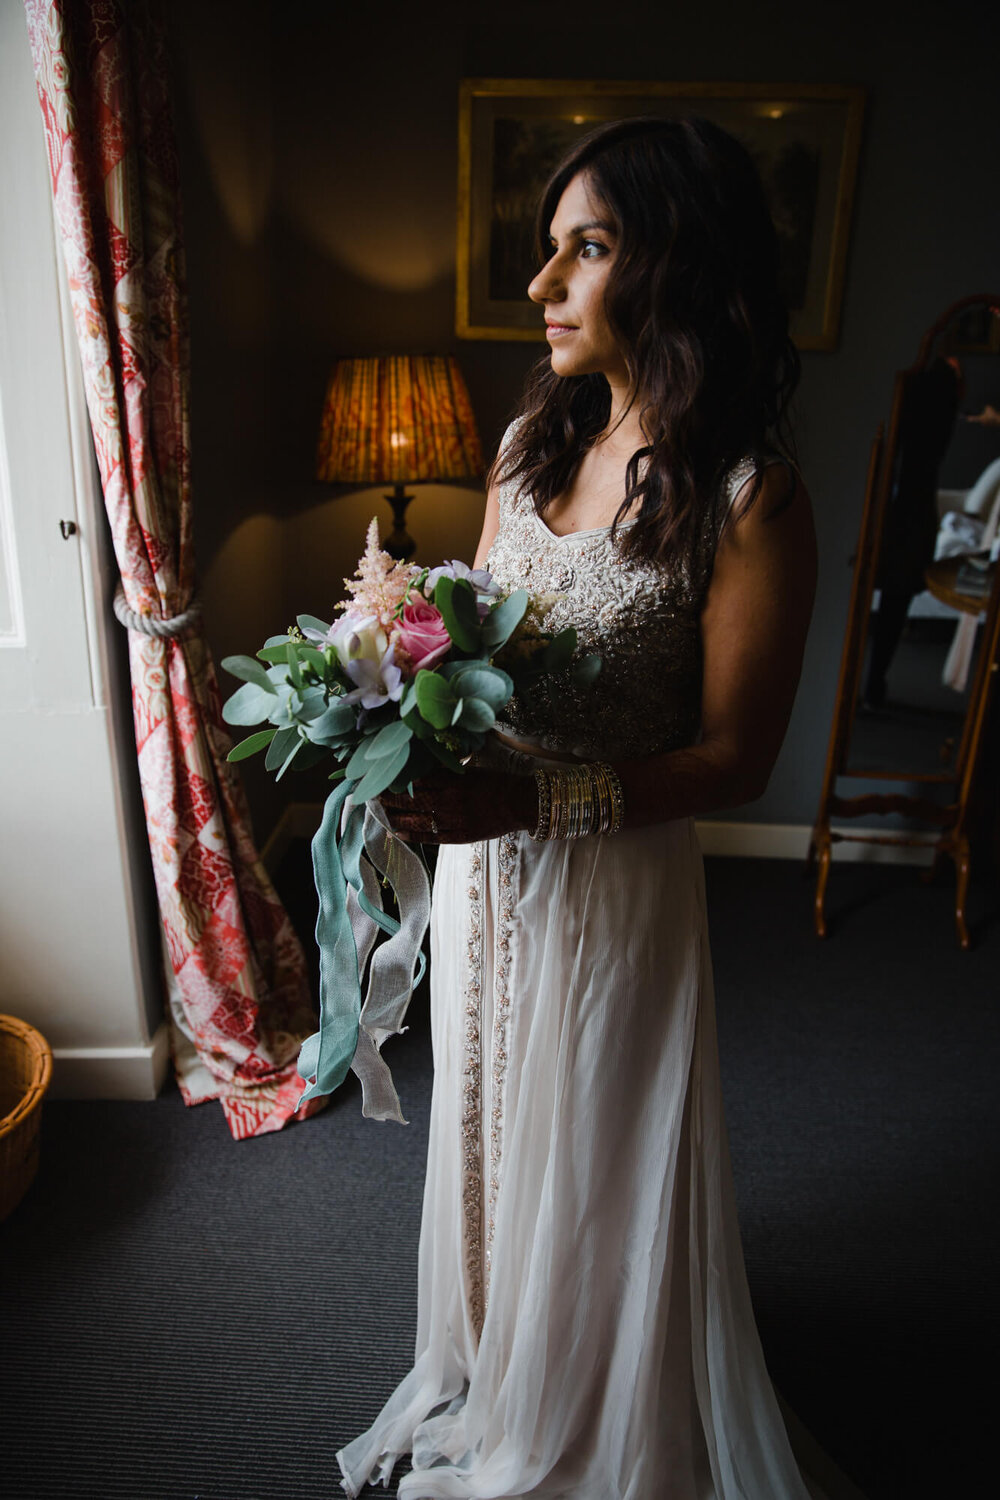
[338,451,828,1500]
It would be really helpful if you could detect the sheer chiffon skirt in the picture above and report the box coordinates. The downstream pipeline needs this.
[337,814,816,1500]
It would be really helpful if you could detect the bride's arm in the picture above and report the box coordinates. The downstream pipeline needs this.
[613,462,817,828]
[473,479,501,569]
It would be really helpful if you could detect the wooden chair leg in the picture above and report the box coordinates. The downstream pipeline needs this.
[953,837,972,950]
[814,835,832,938]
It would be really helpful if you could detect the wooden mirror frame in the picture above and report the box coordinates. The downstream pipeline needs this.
[809,294,1000,948]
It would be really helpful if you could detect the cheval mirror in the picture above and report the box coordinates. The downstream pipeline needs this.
[811,294,1000,948]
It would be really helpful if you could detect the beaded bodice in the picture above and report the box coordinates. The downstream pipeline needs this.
[486,449,763,760]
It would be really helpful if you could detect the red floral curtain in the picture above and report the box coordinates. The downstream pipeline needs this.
[24,0,320,1139]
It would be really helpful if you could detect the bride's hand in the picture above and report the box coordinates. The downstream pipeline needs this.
[379,769,536,844]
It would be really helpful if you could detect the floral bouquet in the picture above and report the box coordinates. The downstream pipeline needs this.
[221,520,599,1122]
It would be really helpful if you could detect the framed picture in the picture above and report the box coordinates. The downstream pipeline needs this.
[948,301,1000,355]
[456,79,866,352]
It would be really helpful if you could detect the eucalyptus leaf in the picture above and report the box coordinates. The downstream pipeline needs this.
[481,589,528,650]
[353,740,412,802]
[266,684,297,728]
[451,664,513,711]
[257,643,294,664]
[402,706,432,739]
[297,613,331,636]
[450,578,482,637]
[434,575,480,653]
[365,720,413,760]
[274,734,305,781]
[286,639,303,689]
[222,681,276,726]
[221,654,278,692]
[345,736,379,781]
[265,725,300,771]
[399,680,419,716]
[415,670,457,729]
[295,686,329,722]
[439,657,487,680]
[226,727,277,763]
[456,697,495,733]
[297,645,327,675]
[309,701,356,744]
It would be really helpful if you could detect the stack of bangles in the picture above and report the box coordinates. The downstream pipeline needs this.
[529,762,625,841]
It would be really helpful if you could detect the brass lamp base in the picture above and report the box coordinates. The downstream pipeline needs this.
[383,482,417,561]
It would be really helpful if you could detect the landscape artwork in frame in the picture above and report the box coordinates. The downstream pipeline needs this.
[456,80,865,351]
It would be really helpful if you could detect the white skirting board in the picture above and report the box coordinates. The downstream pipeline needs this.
[696,820,937,865]
[262,802,938,873]
[49,1021,170,1100]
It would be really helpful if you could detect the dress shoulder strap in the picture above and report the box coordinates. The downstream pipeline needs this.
[723,451,796,510]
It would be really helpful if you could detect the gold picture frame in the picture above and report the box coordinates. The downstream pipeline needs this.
[456,79,866,352]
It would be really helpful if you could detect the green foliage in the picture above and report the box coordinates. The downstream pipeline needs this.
[352,740,412,801]
[221,655,277,693]
[450,664,513,710]
[414,669,457,729]
[309,701,356,745]
[227,728,277,762]
[222,681,279,726]
[296,614,331,636]
[481,589,528,650]
[455,697,495,732]
[433,575,481,653]
[266,726,300,772]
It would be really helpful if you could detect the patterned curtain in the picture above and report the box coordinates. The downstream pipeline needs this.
[24,0,321,1139]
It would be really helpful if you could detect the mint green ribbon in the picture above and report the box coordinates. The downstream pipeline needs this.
[297,783,429,1122]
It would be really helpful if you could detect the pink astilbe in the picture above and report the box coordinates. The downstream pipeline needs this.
[337,517,420,626]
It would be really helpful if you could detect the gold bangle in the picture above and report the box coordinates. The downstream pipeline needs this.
[529,768,552,841]
[527,761,624,840]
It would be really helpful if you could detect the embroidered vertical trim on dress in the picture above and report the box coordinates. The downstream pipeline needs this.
[461,840,486,1336]
[485,831,520,1301]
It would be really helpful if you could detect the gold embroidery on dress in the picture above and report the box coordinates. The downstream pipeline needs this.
[486,453,761,761]
[461,840,485,1336]
[485,831,520,1302]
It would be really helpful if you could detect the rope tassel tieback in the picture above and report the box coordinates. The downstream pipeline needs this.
[113,583,201,639]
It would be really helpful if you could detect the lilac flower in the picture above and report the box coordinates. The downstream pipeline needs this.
[340,641,404,711]
[425,560,501,597]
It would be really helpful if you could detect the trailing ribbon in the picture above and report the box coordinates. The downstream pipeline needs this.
[297,784,430,1123]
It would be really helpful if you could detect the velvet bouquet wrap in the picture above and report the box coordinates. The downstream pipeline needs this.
[222,520,599,1122]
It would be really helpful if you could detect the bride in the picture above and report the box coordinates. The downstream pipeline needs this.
[339,115,824,1498]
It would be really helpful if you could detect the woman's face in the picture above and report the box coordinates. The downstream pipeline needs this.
[528,172,629,387]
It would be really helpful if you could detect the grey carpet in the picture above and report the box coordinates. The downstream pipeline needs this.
[1,854,997,1499]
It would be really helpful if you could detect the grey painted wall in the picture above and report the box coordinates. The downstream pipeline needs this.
[169,0,1000,839]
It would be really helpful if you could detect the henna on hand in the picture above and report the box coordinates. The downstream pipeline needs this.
[380,769,536,844]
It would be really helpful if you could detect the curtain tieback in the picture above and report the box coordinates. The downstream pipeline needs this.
[113,583,202,639]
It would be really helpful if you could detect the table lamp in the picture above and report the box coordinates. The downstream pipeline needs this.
[316,354,484,560]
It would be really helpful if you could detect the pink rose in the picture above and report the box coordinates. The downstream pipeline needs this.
[393,598,451,671]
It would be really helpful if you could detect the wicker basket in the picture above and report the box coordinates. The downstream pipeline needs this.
[0,1014,53,1221]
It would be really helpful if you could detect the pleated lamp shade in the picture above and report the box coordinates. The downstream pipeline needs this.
[316,355,483,485]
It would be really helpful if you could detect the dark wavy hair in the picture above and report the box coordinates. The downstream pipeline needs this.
[492,115,801,571]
